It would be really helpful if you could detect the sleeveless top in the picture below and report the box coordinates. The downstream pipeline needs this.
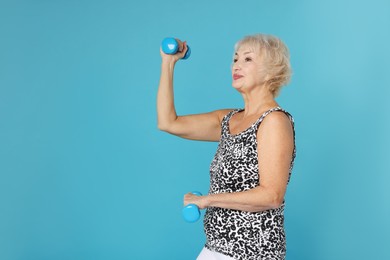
[203,107,296,260]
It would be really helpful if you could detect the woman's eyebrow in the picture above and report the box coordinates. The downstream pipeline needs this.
[234,51,253,56]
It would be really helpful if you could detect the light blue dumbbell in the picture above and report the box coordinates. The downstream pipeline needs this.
[182,191,202,223]
[161,37,191,59]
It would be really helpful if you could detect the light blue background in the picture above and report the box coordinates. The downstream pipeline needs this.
[1,0,389,259]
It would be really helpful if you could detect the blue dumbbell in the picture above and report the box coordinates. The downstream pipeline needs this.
[161,37,191,59]
[182,191,202,223]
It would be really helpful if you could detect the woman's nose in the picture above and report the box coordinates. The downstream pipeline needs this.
[232,62,241,71]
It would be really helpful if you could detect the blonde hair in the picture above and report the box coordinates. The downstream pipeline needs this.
[234,34,291,97]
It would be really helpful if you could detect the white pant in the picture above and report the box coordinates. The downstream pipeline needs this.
[197,247,235,260]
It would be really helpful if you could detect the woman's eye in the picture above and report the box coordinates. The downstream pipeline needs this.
[245,57,252,62]
[233,59,238,63]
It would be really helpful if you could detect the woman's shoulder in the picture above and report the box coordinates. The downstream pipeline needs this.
[258,108,294,136]
[260,107,293,122]
[262,107,292,121]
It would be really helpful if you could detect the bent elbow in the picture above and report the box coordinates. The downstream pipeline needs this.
[158,123,179,136]
[157,119,173,132]
[248,193,284,212]
[157,123,169,132]
[157,116,178,133]
[269,194,284,209]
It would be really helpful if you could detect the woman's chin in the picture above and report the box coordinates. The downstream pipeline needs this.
[232,83,244,92]
[232,81,240,88]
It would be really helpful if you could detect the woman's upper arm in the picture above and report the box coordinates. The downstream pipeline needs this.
[256,112,294,204]
[161,109,234,142]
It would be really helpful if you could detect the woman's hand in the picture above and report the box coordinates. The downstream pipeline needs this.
[184,192,209,210]
[160,39,188,64]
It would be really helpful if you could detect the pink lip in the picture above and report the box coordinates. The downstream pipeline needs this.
[233,74,243,80]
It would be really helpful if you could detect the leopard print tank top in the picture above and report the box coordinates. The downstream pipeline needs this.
[204,107,296,260]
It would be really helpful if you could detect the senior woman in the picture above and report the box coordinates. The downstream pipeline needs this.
[157,34,296,260]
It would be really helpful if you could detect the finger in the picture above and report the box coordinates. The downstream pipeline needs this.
[182,42,187,54]
[175,39,184,52]
[183,195,192,206]
[175,42,187,59]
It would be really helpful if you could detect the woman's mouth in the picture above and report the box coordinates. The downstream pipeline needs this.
[233,74,243,80]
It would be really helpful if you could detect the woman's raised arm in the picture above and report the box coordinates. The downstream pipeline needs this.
[157,40,232,142]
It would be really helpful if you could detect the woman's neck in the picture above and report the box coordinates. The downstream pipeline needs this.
[240,88,278,117]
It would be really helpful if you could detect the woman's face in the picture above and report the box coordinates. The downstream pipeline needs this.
[231,45,267,92]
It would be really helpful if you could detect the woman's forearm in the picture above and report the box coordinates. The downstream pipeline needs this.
[204,186,284,212]
[157,60,178,131]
